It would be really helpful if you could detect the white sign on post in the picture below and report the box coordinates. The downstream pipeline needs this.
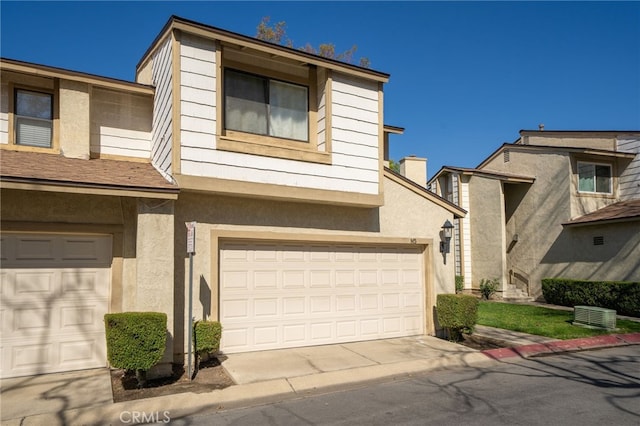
[186,221,196,254]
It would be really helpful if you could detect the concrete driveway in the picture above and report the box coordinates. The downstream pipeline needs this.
[221,335,481,385]
[0,368,112,423]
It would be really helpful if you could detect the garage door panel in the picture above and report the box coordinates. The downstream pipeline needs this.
[282,270,305,288]
[61,270,110,298]
[220,242,425,354]
[254,270,278,289]
[13,271,56,298]
[0,234,111,378]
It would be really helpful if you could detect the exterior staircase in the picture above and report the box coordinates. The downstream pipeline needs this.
[502,284,534,302]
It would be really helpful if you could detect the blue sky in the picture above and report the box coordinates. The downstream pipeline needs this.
[2,1,639,179]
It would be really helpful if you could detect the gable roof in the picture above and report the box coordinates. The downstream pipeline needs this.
[138,15,390,83]
[384,168,466,218]
[0,150,178,199]
[428,166,535,185]
[563,199,640,227]
[476,143,637,170]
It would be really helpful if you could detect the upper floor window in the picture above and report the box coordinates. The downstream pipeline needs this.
[578,161,611,194]
[14,89,53,148]
[224,69,308,142]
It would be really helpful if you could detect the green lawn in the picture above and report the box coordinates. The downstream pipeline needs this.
[477,301,640,340]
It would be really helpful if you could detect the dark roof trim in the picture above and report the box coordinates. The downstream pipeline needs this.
[476,143,636,170]
[138,15,390,82]
[520,130,640,137]
[1,176,179,195]
[384,125,405,135]
[429,166,535,184]
[1,57,154,93]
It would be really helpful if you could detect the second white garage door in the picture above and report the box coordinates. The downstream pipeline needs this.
[219,242,425,353]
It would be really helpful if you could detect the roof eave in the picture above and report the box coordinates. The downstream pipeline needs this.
[137,15,390,83]
[1,177,179,200]
[562,216,640,227]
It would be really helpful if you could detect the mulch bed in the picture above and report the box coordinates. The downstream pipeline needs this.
[110,357,235,402]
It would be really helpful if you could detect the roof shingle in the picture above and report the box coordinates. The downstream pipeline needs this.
[0,150,178,193]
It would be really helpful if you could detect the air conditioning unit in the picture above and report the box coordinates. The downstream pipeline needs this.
[574,305,617,330]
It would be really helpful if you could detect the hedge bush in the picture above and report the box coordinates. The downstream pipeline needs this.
[436,294,479,341]
[194,320,222,354]
[542,278,640,317]
[104,312,167,387]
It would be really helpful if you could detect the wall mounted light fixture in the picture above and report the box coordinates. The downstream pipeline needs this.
[440,219,454,254]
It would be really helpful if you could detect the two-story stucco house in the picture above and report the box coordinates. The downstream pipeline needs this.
[0,16,465,379]
[429,129,640,300]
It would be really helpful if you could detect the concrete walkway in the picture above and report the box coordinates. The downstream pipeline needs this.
[2,329,638,426]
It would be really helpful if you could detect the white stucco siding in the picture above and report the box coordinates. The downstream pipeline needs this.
[177,36,381,195]
[180,34,217,154]
[180,148,379,194]
[93,127,151,158]
[316,69,327,152]
[618,137,640,200]
[452,174,461,276]
[151,37,174,178]
[0,81,8,144]
[90,88,152,159]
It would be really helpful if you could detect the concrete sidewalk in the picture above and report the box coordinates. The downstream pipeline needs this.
[2,330,638,426]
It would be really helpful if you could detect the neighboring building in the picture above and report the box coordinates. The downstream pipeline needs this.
[0,16,464,379]
[429,129,640,300]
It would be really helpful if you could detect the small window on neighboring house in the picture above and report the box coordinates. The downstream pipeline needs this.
[224,69,309,142]
[578,162,612,194]
[14,89,53,148]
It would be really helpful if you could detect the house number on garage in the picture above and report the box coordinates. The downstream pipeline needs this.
[186,221,196,254]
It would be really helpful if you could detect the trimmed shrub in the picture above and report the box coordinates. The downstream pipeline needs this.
[479,278,499,300]
[104,312,167,387]
[194,320,222,354]
[542,278,640,317]
[436,294,479,341]
[455,275,465,294]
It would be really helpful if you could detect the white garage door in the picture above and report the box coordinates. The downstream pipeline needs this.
[0,234,112,378]
[220,242,425,353]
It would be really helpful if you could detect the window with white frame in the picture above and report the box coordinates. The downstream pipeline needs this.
[224,69,309,142]
[578,161,612,194]
[14,89,53,148]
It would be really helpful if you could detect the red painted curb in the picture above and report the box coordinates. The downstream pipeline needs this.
[617,333,640,344]
[482,347,519,360]
[482,333,640,360]
[514,343,554,357]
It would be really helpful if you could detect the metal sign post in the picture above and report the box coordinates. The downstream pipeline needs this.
[185,221,196,381]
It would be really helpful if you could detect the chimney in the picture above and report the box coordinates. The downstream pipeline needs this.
[399,155,427,187]
[539,123,545,131]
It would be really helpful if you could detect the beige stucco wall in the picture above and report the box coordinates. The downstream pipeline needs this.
[539,221,640,282]
[468,177,507,290]
[134,199,175,377]
[379,177,457,296]
[477,148,638,298]
[523,134,616,151]
[59,80,90,159]
[171,175,457,361]
[0,189,175,376]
